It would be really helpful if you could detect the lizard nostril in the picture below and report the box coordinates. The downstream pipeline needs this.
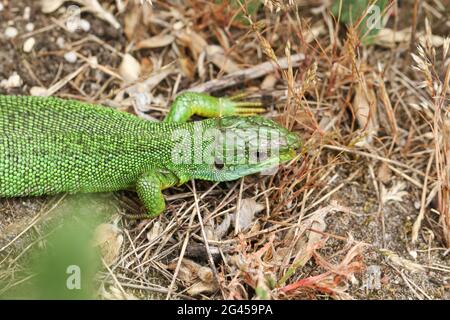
[214,158,225,170]
[253,151,267,161]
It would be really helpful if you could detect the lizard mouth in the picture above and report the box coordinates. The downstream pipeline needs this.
[278,131,302,162]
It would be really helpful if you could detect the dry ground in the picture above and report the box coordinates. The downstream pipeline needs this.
[0,0,449,300]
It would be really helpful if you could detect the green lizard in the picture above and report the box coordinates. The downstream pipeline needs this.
[0,92,300,218]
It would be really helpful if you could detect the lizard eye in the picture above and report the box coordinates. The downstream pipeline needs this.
[214,158,224,170]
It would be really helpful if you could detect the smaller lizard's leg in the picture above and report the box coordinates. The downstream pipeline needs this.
[164,92,265,123]
[133,171,178,218]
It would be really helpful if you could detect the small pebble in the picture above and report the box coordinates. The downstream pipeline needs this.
[409,250,418,259]
[414,201,421,210]
[30,86,48,96]
[0,72,23,89]
[79,19,91,32]
[25,22,34,32]
[5,26,18,38]
[56,36,65,48]
[64,51,77,63]
[23,37,35,53]
[23,6,31,20]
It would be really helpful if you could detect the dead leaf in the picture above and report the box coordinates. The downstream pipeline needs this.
[281,242,365,299]
[175,28,208,58]
[278,202,351,284]
[124,4,141,40]
[167,258,216,295]
[147,221,163,242]
[353,82,378,147]
[232,198,265,232]
[206,45,241,74]
[181,258,202,274]
[260,74,278,90]
[119,53,141,83]
[140,57,154,77]
[122,64,177,118]
[229,253,248,272]
[168,258,201,283]
[77,0,120,29]
[380,249,425,273]
[92,223,123,266]
[41,0,120,29]
[178,57,196,80]
[304,23,326,43]
[41,0,65,13]
[197,266,214,283]
[377,162,391,184]
[375,28,447,48]
[214,213,231,239]
[168,262,195,283]
[135,34,175,50]
[290,205,330,267]
[187,281,217,296]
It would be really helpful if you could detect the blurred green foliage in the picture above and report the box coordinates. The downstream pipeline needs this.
[31,216,101,299]
[331,0,389,44]
[0,195,114,299]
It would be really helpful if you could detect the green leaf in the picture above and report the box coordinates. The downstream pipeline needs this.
[331,0,389,45]
[255,286,269,299]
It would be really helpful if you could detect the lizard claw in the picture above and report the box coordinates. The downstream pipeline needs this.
[234,103,265,115]
[223,94,265,116]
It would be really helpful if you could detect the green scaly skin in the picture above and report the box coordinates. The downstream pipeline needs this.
[0,92,301,218]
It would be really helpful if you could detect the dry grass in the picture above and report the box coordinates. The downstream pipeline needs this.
[0,0,449,299]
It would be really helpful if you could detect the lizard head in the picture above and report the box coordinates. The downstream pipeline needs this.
[171,116,301,182]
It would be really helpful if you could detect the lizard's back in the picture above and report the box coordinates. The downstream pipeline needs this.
[0,95,175,196]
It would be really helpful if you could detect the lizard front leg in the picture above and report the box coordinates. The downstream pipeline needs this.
[164,92,265,123]
[134,171,179,218]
